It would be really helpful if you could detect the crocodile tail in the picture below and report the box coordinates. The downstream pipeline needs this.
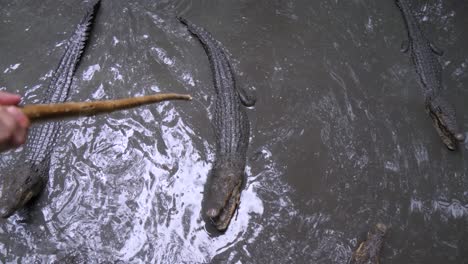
[65,0,100,73]
[177,16,213,42]
[44,0,100,104]
[395,0,411,17]
[74,0,101,55]
[55,0,101,73]
[80,0,101,26]
[178,16,253,106]
[177,16,189,26]
[177,16,198,34]
[395,0,406,9]
[177,16,220,71]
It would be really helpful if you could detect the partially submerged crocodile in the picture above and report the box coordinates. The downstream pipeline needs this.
[178,17,255,231]
[0,0,100,218]
[396,0,464,150]
[349,223,387,264]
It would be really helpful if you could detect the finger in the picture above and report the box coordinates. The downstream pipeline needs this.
[0,91,21,105]
[5,106,29,128]
[12,125,28,146]
[4,107,28,146]
[0,108,17,150]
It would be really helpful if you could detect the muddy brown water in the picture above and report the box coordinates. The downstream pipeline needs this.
[1,0,468,263]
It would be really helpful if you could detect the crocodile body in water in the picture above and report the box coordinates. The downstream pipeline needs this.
[0,0,100,218]
[396,0,464,150]
[178,16,255,231]
[349,223,387,264]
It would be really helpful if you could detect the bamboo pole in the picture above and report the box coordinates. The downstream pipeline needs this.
[21,93,192,123]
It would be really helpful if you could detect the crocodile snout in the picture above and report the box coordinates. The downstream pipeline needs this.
[206,208,220,219]
[0,205,15,219]
[455,133,465,142]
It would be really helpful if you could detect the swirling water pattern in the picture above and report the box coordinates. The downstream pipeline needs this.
[0,0,467,263]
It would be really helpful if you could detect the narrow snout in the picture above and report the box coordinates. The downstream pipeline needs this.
[206,208,220,219]
[455,133,465,142]
[0,206,15,219]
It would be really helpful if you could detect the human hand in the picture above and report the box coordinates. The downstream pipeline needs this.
[0,91,30,152]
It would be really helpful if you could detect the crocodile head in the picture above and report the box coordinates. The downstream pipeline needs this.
[374,223,387,235]
[205,162,243,231]
[426,96,464,150]
[351,223,387,264]
[0,164,46,218]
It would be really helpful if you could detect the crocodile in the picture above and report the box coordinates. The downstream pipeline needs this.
[349,223,387,264]
[396,0,464,150]
[178,16,255,231]
[0,0,100,218]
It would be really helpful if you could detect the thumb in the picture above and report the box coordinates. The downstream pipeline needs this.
[0,91,21,105]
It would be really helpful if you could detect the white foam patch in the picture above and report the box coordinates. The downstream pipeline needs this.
[113,36,120,46]
[149,47,195,88]
[82,64,101,81]
[110,66,124,81]
[91,84,106,99]
[39,70,54,81]
[384,161,400,172]
[3,63,20,73]
[151,47,174,66]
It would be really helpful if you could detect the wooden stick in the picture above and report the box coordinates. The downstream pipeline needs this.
[21,93,192,122]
